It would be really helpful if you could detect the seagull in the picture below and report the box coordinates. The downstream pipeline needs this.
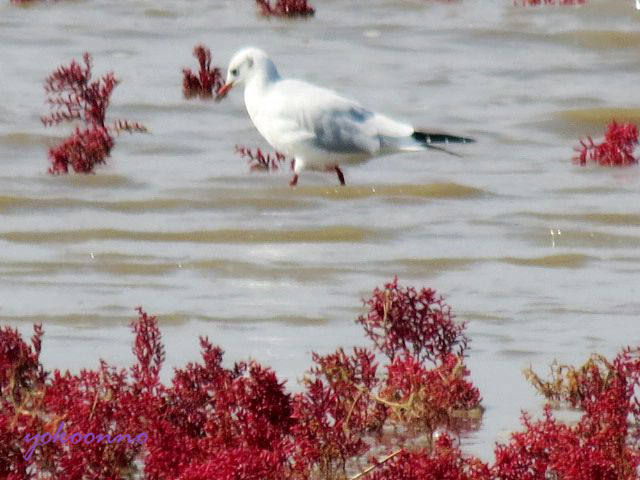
[218,47,474,186]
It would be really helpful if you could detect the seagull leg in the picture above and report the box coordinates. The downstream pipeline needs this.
[289,173,299,187]
[335,166,345,186]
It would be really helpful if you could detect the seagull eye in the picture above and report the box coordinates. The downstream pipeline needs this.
[231,68,238,76]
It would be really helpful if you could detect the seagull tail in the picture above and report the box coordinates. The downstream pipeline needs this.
[412,130,476,145]
[374,113,474,156]
[391,130,475,157]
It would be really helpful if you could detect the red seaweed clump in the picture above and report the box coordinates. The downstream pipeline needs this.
[368,435,492,480]
[9,0,54,4]
[495,348,640,479]
[42,53,146,174]
[516,0,586,5]
[47,127,114,175]
[574,120,639,167]
[182,44,224,99]
[356,276,468,366]
[2,281,639,478]
[256,0,315,17]
[235,145,291,172]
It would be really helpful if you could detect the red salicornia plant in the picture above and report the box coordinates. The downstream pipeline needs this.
[368,435,492,480]
[2,282,639,478]
[356,277,468,366]
[182,44,224,99]
[290,279,481,478]
[291,347,387,478]
[235,145,291,172]
[10,0,56,4]
[574,120,639,167]
[495,349,640,479]
[256,0,315,17]
[42,53,146,174]
[516,0,586,5]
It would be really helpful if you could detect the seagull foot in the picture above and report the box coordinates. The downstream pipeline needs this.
[335,166,345,186]
[289,174,299,187]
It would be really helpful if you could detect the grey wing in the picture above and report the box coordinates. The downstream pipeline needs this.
[309,105,381,155]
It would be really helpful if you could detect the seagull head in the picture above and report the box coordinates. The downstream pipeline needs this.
[218,47,280,98]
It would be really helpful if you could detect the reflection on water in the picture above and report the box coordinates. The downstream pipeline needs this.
[1,0,640,460]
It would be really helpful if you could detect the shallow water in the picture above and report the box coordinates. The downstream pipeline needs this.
[1,0,640,460]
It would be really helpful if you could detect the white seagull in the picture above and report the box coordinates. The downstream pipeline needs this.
[218,47,474,186]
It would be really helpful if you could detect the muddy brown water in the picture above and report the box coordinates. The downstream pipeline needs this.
[1,0,639,459]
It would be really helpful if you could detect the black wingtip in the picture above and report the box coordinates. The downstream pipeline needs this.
[412,131,476,145]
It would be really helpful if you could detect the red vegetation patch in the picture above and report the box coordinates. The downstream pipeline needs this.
[0,324,47,477]
[256,0,315,17]
[47,126,114,174]
[496,349,640,479]
[235,145,291,172]
[574,121,639,167]
[182,44,224,99]
[368,435,492,480]
[292,347,387,478]
[42,53,146,174]
[516,0,586,5]
[356,276,468,366]
[380,353,482,438]
[1,281,639,478]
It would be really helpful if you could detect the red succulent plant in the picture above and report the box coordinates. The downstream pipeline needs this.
[182,44,225,99]
[256,0,315,17]
[291,347,386,478]
[516,0,586,5]
[2,282,639,479]
[368,435,491,480]
[235,145,291,172]
[500,348,640,479]
[42,53,146,174]
[356,276,468,366]
[574,120,639,167]
[380,353,482,439]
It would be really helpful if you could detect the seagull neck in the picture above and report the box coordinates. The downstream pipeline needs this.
[251,62,281,90]
[244,61,281,116]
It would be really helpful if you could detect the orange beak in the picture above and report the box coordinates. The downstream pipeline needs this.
[216,82,234,100]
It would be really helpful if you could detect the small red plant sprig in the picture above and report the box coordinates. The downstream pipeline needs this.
[42,53,146,174]
[10,0,53,4]
[182,45,224,99]
[256,0,315,17]
[574,120,639,167]
[130,306,165,393]
[235,145,291,172]
[47,127,114,175]
[356,277,468,366]
[516,0,586,5]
